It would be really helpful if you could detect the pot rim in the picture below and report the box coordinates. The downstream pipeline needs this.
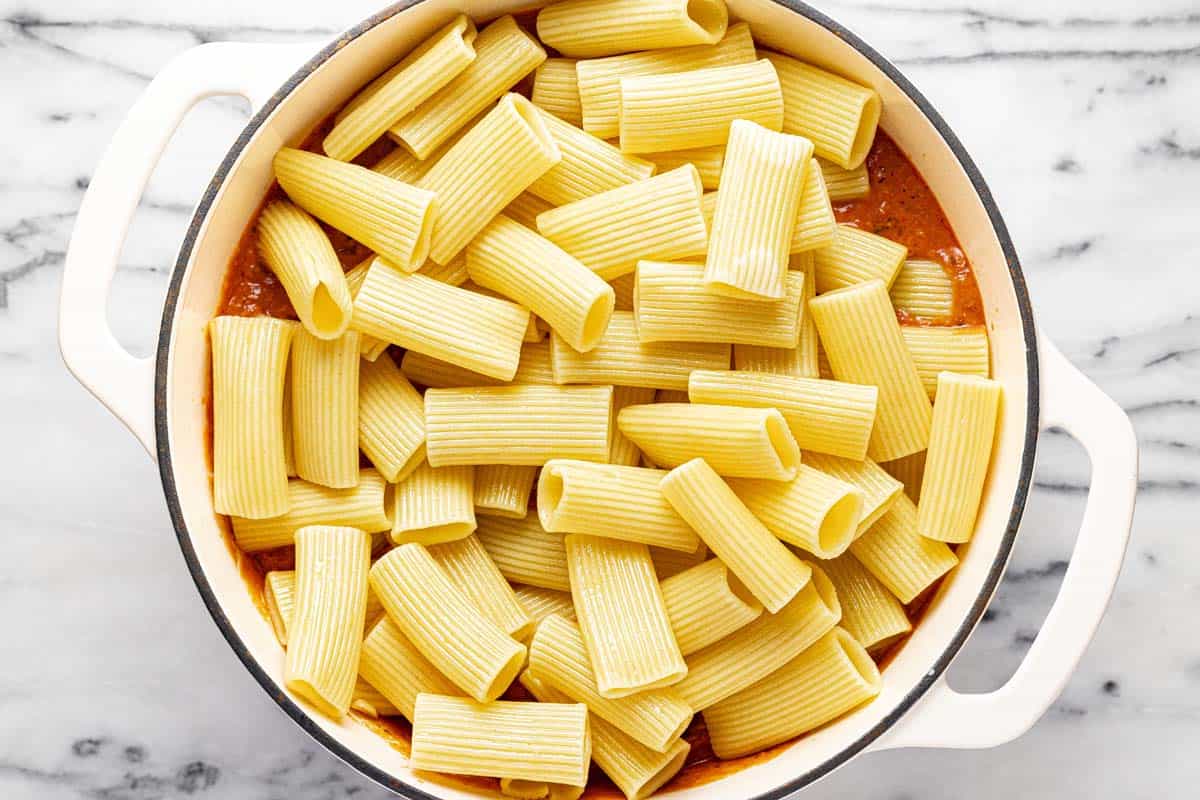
[154,1,1040,797]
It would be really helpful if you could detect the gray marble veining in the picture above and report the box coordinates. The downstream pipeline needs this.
[1,0,1197,797]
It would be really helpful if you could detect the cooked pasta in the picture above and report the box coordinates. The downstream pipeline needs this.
[476,515,572,591]
[809,280,932,462]
[532,58,583,126]
[527,614,693,752]
[659,559,763,655]
[273,148,435,272]
[727,466,863,559]
[537,0,727,58]
[342,259,389,361]
[703,628,881,758]
[900,325,991,399]
[803,452,904,537]
[412,694,591,786]
[475,464,539,518]
[514,585,577,624]
[636,261,805,347]
[618,403,799,480]
[256,200,352,339]
[812,224,908,293]
[849,493,958,603]
[659,458,811,613]
[323,15,477,161]
[608,386,657,465]
[372,110,483,184]
[284,525,371,719]
[565,534,686,697]
[575,22,755,139]
[370,544,526,702]
[416,93,561,265]
[643,145,724,190]
[731,253,819,377]
[358,355,425,483]
[673,564,840,710]
[264,569,296,646]
[918,373,1002,543]
[210,316,296,518]
[763,51,881,169]
[790,158,837,252]
[550,312,729,391]
[686,369,878,460]
[520,671,689,800]
[424,385,612,466]
[821,553,912,651]
[703,120,811,299]
[618,59,783,153]
[390,16,547,159]
[538,460,700,552]
[467,214,615,352]
[819,157,870,201]
[231,469,391,552]
[290,330,360,489]
[536,165,708,280]
[429,534,535,640]
[352,261,529,381]
[358,615,462,720]
[889,259,954,320]
[391,461,476,545]
[528,109,656,205]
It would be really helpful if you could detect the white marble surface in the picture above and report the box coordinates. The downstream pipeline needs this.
[1,0,1196,797]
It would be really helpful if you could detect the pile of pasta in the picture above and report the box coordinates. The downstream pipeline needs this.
[210,1,1002,797]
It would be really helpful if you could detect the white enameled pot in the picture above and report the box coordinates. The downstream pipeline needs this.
[58,2,1139,797]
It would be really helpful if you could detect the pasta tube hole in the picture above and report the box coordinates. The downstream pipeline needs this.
[635,744,691,800]
[482,645,529,703]
[810,563,841,620]
[723,569,764,616]
[579,290,616,352]
[817,493,863,558]
[685,0,728,41]
[765,412,801,478]
[310,282,349,339]
[848,94,882,170]
[536,465,566,529]
[833,627,883,690]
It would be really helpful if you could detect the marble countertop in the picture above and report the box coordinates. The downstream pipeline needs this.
[1,0,1196,797]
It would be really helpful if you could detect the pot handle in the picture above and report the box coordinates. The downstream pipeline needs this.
[58,41,316,456]
[871,335,1137,751]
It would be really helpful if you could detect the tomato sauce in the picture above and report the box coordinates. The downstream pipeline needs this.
[211,114,975,795]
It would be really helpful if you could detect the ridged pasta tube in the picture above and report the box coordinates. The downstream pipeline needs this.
[731,252,819,377]
[727,465,864,559]
[659,559,762,655]
[803,452,903,537]
[643,145,724,190]
[791,157,837,252]
[232,469,391,552]
[528,109,655,205]
[608,386,657,465]
[890,259,954,320]
[391,461,476,545]
[819,157,870,200]
[358,355,425,483]
[821,553,911,651]
[399,340,555,389]
[514,586,577,625]
[537,0,727,58]
[532,58,583,126]
[290,330,360,489]
[883,449,926,503]
[477,515,572,591]
[813,224,908,293]
[850,493,957,603]
[358,615,462,720]
[429,534,535,640]
[475,464,538,518]
[900,325,991,399]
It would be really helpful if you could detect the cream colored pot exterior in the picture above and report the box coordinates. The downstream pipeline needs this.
[59,2,1138,798]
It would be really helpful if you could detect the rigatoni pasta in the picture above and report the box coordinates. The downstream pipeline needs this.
[820,553,912,652]
[659,559,762,655]
[537,0,727,58]
[357,355,425,483]
[429,534,535,640]
[358,615,463,721]
[890,259,954,320]
[532,58,583,126]
[391,461,476,545]
[609,386,657,465]
[256,201,352,339]
[813,224,908,293]
[901,325,991,399]
[514,586,577,625]
[475,464,539,518]
[790,158,837,252]
[731,252,819,377]
[850,493,958,603]
[528,109,655,205]
[290,330,360,489]
[819,157,870,200]
[476,515,572,592]
[727,466,863,558]
[264,570,296,646]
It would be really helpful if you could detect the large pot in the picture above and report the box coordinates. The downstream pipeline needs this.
[58,1,1139,797]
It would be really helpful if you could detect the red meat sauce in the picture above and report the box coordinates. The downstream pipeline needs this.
[213,120,970,793]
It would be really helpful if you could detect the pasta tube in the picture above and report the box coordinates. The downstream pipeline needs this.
[727,465,863,558]
[819,157,870,201]
[527,614,693,752]
[232,469,391,552]
[850,493,957,603]
[358,355,425,483]
[284,525,371,719]
[643,145,724,190]
[686,369,878,460]
[673,563,839,710]
[429,534,535,640]
[210,316,296,518]
[537,166,708,280]
[273,148,435,272]
[467,214,615,352]
[809,279,933,461]
[370,544,526,702]
[390,16,546,159]
[703,628,881,758]
[528,109,655,205]
[538,460,699,552]
[264,569,296,646]
[256,200,352,339]
[803,452,903,536]
[659,559,762,655]
[353,261,529,381]
[917,373,1002,543]
[476,515,572,591]
[900,325,991,399]
[890,259,954,320]
[609,386,657,465]
[731,252,819,377]
[358,615,462,721]
[537,0,727,58]
[764,52,881,169]
[532,58,583,126]
[514,586,577,625]
[636,261,805,347]
[790,157,837,252]
[821,553,911,651]
[703,120,811,299]
[323,15,477,161]
[412,694,591,786]
[576,22,755,139]
[290,330,360,488]
[565,534,686,696]
[391,461,476,545]
[618,59,783,153]
[551,312,729,391]
[813,224,907,293]
[660,458,811,612]
[342,259,389,361]
[416,94,561,265]
[475,464,538,518]
[424,385,613,466]
[618,403,800,480]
